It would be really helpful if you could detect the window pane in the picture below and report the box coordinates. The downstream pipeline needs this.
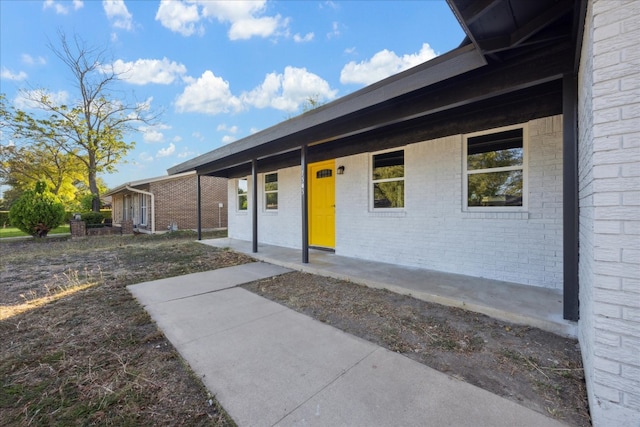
[265,173,278,191]
[467,170,523,207]
[374,181,404,208]
[373,150,404,180]
[467,129,523,170]
[316,169,332,179]
[265,192,278,210]
[238,178,247,195]
[238,195,247,210]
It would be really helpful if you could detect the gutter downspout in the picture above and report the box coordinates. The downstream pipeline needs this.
[126,186,155,234]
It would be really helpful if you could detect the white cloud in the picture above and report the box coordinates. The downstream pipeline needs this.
[110,58,187,85]
[221,135,236,144]
[216,123,238,134]
[340,43,438,86]
[139,152,154,162]
[293,32,314,43]
[21,54,46,66]
[144,130,164,143]
[215,124,239,144]
[156,0,288,40]
[14,89,69,110]
[241,66,337,112]
[172,135,183,143]
[43,0,82,14]
[156,142,176,158]
[137,97,154,111]
[103,0,133,31]
[177,149,194,158]
[140,123,170,143]
[1,67,27,81]
[155,0,203,36]
[175,70,242,115]
[320,1,339,10]
[192,131,205,141]
[327,21,340,39]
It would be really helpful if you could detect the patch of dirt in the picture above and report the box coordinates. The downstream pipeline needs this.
[243,272,591,427]
[1,232,590,426]
[1,231,251,426]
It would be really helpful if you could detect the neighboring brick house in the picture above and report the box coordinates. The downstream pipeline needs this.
[105,172,227,233]
[168,1,639,425]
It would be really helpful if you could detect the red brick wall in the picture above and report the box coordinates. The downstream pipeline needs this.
[150,175,227,231]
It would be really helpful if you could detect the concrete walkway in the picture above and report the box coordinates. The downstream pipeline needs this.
[128,262,567,427]
[199,238,576,338]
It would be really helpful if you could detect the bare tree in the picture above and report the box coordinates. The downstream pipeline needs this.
[7,32,159,211]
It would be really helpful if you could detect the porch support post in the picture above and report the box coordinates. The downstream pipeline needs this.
[252,158,258,253]
[563,73,579,321]
[197,174,202,241]
[301,145,309,263]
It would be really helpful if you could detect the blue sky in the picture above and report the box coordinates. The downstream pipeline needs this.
[0,0,465,189]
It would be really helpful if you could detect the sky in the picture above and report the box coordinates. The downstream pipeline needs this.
[0,0,465,190]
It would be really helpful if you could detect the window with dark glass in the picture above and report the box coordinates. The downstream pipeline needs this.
[465,128,524,208]
[372,150,404,209]
[237,178,248,211]
[264,172,278,210]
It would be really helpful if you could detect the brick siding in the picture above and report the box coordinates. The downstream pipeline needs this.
[151,175,228,231]
[229,115,564,289]
[578,1,640,425]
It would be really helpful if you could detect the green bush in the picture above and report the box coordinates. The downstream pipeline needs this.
[8,182,66,237]
[0,211,9,227]
[80,211,104,225]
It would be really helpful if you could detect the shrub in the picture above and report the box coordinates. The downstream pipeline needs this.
[9,182,66,237]
[0,211,9,227]
[80,211,104,226]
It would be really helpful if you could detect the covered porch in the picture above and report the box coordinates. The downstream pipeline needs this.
[200,238,576,338]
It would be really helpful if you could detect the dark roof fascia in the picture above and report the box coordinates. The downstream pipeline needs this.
[167,44,486,176]
[214,79,563,179]
[191,38,574,178]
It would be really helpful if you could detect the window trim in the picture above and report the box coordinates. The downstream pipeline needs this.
[237,177,248,212]
[139,194,148,226]
[263,172,278,211]
[463,123,528,212]
[370,148,405,211]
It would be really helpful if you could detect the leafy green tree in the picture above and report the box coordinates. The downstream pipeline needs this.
[0,138,85,206]
[9,181,66,237]
[1,33,159,212]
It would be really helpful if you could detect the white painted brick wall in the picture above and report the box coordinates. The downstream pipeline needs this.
[230,117,564,290]
[579,0,640,425]
[337,116,564,289]
[228,167,302,248]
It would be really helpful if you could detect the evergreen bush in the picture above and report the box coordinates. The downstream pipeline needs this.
[8,182,66,237]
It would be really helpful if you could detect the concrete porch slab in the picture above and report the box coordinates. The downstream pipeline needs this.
[199,238,576,337]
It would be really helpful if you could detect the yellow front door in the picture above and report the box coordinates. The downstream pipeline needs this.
[308,160,336,248]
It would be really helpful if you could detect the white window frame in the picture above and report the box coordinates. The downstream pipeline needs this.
[463,123,528,212]
[370,148,405,211]
[139,194,149,226]
[237,178,248,212]
[264,172,278,211]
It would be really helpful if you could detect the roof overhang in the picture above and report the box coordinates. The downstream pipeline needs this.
[168,0,585,179]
